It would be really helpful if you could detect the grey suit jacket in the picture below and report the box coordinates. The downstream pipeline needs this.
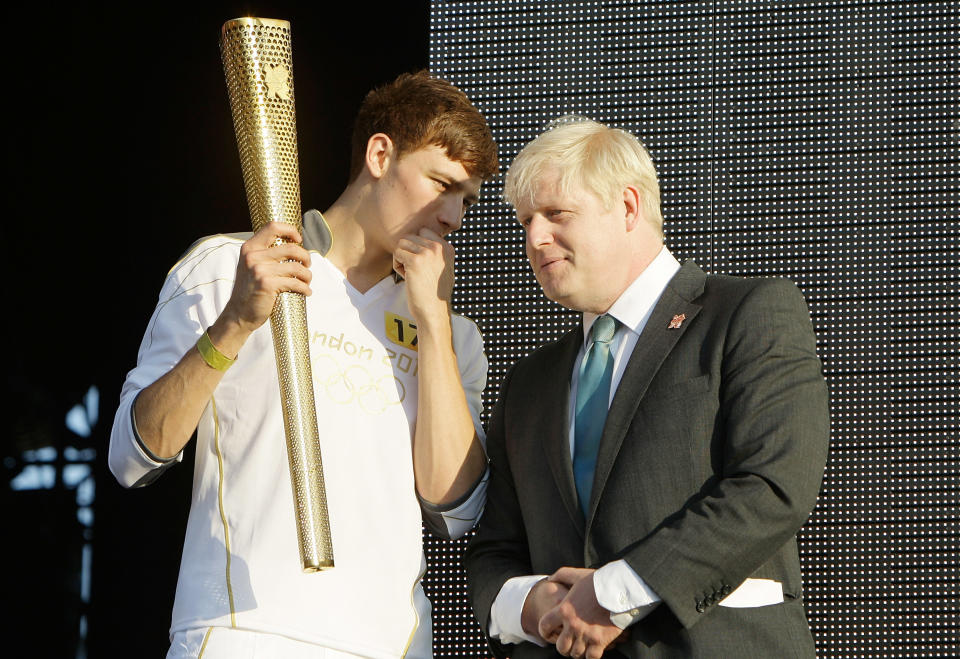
[465,261,830,658]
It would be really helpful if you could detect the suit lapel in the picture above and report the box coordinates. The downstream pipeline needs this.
[539,326,587,536]
[586,261,707,524]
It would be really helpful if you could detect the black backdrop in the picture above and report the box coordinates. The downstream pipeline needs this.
[425,2,959,658]
[4,2,957,658]
[5,3,427,657]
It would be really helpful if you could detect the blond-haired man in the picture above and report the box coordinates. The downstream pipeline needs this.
[466,118,828,659]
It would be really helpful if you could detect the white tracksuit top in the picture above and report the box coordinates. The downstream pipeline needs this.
[109,234,487,658]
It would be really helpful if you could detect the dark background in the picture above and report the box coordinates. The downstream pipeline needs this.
[5,2,957,658]
[5,3,428,657]
[426,2,959,657]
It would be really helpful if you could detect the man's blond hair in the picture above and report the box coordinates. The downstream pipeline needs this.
[504,117,663,237]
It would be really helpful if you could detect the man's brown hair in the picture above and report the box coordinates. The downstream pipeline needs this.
[349,70,498,182]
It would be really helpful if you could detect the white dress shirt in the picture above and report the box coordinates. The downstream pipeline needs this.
[489,247,682,645]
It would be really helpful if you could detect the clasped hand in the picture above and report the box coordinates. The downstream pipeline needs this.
[524,568,628,659]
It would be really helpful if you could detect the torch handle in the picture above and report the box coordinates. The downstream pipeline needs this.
[220,16,333,571]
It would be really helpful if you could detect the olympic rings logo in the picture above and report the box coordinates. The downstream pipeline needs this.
[312,354,406,414]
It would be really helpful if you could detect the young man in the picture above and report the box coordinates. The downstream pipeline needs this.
[109,71,498,658]
[465,118,829,658]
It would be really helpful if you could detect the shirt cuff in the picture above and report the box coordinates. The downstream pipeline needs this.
[418,465,489,540]
[130,393,181,465]
[489,575,549,646]
[593,560,662,629]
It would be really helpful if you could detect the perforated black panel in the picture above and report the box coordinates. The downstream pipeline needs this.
[425,2,959,657]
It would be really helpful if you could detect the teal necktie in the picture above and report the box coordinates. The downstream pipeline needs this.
[573,314,617,517]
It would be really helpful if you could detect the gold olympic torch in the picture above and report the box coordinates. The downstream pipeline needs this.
[220,17,333,571]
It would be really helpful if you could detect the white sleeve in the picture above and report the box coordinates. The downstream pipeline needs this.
[489,575,549,646]
[452,313,488,444]
[419,314,489,539]
[108,237,241,488]
[593,559,662,628]
[419,465,489,540]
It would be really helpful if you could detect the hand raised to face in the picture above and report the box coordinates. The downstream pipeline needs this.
[393,227,455,326]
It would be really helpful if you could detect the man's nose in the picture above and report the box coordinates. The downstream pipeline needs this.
[438,196,464,234]
[527,215,552,248]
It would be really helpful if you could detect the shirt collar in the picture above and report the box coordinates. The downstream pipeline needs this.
[581,246,682,347]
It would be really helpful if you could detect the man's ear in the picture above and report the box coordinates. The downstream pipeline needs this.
[622,185,644,232]
[365,133,394,179]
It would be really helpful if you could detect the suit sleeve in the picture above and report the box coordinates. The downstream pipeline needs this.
[464,364,533,659]
[623,277,829,630]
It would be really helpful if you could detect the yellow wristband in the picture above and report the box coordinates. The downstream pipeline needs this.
[196,331,236,372]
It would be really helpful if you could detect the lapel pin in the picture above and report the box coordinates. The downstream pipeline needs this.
[668,313,686,329]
